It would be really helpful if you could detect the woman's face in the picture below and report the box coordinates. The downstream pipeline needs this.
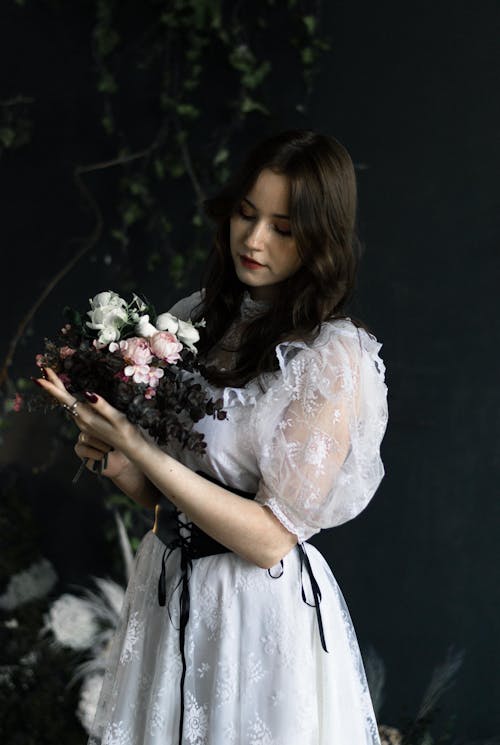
[229,168,302,301]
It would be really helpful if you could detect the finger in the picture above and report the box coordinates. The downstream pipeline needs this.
[31,374,80,409]
[43,366,69,392]
[83,390,126,426]
[75,443,106,461]
[78,432,114,452]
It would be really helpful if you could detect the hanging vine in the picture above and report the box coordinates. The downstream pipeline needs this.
[1,0,330,397]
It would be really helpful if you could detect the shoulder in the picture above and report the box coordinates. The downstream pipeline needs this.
[275,317,386,378]
[167,289,204,321]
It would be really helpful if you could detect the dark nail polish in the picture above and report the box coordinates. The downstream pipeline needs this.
[84,391,98,403]
[30,377,43,387]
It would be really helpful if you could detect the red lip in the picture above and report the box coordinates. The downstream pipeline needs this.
[240,255,265,269]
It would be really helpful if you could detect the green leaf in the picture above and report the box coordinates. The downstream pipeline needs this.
[154,159,165,180]
[160,216,172,234]
[303,15,316,35]
[242,60,271,90]
[147,251,163,272]
[240,97,269,115]
[93,26,120,57]
[176,103,200,120]
[301,46,314,66]
[168,161,185,178]
[111,229,128,245]
[101,113,114,134]
[229,44,255,72]
[122,202,143,226]
[98,71,118,94]
[128,180,149,198]
[0,127,15,148]
[170,254,185,286]
[213,147,229,166]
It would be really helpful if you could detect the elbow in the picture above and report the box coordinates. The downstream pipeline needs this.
[258,540,298,570]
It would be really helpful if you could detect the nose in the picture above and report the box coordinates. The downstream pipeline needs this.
[244,219,267,252]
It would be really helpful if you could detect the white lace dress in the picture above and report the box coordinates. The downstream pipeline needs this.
[88,290,389,745]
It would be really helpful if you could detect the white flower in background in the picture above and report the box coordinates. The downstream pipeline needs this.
[92,577,124,618]
[86,291,129,345]
[77,673,104,733]
[44,594,99,650]
[0,558,57,611]
[176,318,200,353]
[155,311,179,334]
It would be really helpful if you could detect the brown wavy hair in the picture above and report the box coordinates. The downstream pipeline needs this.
[191,128,373,388]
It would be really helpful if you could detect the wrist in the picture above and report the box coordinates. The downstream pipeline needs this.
[117,422,150,462]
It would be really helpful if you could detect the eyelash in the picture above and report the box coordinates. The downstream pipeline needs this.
[237,205,291,237]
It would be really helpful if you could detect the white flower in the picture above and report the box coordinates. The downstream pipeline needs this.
[176,318,200,353]
[0,558,57,611]
[97,325,122,345]
[87,306,128,331]
[44,594,99,650]
[86,291,129,344]
[135,314,160,338]
[89,291,126,309]
[155,311,179,334]
[93,578,124,618]
[77,673,104,734]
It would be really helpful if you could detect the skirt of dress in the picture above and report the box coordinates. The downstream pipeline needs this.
[88,530,381,745]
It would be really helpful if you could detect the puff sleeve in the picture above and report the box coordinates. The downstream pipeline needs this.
[252,320,389,544]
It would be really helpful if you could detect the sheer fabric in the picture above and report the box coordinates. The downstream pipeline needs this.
[88,289,389,745]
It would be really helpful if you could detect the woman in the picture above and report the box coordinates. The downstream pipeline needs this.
[36,129,389,744]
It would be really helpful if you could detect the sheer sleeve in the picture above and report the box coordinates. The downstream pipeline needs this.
[167,290,203,321]
[252,320,389,544]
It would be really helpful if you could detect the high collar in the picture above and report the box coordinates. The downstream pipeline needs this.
[239,290,272,319]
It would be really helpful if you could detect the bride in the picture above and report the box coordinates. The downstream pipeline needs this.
[36,128,389,744]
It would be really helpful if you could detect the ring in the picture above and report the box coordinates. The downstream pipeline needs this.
[62,399,79,417]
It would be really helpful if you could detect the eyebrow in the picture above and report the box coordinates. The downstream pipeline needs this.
[243,197,290,220]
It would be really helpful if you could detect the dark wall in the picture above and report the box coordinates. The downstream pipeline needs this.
[1,0,498,739]
[308,0,499,737]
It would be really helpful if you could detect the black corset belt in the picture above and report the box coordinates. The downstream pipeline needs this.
[153,470,329,745]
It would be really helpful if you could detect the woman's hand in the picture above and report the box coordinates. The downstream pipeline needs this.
[33,366,164,507]
[32,366,140,457]
[74,431,133,479]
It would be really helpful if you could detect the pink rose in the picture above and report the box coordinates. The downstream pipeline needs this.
[145,386,157,399]
[35,354,45,368]
[119,337,153,366]
[59,346,76,359]
[150,331,183,364]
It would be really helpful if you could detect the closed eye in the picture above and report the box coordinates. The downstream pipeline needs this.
[236,205,291,237]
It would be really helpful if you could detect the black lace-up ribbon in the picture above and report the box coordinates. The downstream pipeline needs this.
[154,470,328,745]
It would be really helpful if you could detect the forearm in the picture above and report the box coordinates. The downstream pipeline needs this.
[110,461,163,510]
[122,436,297,569]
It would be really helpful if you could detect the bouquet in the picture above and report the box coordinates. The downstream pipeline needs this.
[27,290,225,481]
